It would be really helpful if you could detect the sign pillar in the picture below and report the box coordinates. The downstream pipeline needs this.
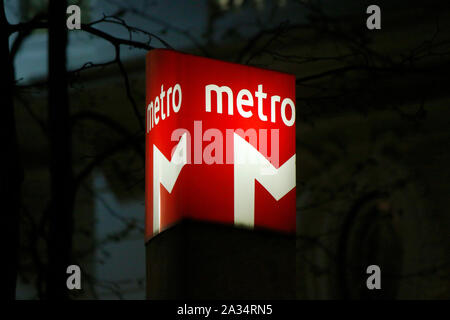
[145,49,296,299]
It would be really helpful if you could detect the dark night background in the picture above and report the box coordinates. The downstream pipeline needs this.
[1,0,449,299]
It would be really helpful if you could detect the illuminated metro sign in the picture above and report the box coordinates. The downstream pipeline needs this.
[145,49,296,241]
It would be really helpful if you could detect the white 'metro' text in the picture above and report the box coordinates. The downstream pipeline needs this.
[146,83,296,133]
[205,84,295,126]
[147,84,182,132]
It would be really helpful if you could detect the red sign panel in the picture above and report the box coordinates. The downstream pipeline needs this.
[145,49,296,241]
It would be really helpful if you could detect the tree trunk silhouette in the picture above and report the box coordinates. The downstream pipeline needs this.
[0,0,23,300]
[46,0,74,299]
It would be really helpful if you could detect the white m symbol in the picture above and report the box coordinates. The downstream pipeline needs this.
[152,132,296,234]
[153,133,188,234]
[233,133,296,228]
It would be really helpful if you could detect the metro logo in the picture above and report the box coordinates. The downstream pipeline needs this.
[205,84,295,126]
[152,133,188,234]
[146,84,182,132]
[233,134,296,228]
[145,49,296,241]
